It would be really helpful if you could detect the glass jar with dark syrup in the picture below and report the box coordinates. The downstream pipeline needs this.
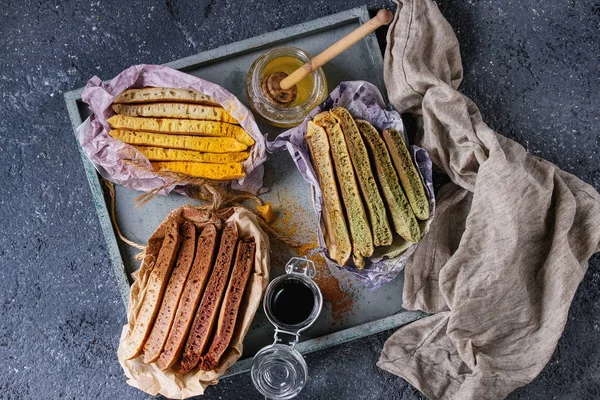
[251,257,323,399]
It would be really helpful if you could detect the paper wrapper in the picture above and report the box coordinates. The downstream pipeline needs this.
[117,205,270,398]
[77,64,267,194]
[269,81,435,290]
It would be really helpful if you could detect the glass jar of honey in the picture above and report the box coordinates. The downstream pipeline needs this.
[246,46,328,128]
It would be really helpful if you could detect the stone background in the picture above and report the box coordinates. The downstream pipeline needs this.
[1,0,598,398]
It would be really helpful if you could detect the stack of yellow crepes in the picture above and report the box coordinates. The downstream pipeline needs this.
[108,87,255,181]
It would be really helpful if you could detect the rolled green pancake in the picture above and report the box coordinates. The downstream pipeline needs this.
[356,120,420,243]
[383,129,430,221]
[314,112,374,268]
[330,107,392,247]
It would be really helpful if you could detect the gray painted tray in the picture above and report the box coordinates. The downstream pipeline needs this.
[64,6,424,377]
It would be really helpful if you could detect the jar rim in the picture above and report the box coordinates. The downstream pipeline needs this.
[246,46,328,127]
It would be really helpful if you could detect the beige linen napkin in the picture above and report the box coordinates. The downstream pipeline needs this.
[378,0,600,399]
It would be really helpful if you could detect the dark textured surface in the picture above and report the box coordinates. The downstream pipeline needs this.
[1,0,598,399]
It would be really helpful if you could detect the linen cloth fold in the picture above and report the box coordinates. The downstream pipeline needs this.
[377,0,600,399]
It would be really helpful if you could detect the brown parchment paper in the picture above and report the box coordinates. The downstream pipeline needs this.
[117,205,270,399]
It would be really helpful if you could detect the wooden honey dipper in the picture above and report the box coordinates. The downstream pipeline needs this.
[261,9,394,105]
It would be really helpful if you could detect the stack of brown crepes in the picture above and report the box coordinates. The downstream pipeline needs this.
[117,205,270,398]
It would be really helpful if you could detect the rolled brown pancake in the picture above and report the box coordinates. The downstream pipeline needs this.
[122,221,181,360]
[155,224,218,370]
[143,222,196,363]
[199,237,256,371]
[179,221,238,373]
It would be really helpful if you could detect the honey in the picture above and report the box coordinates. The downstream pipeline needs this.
[246,46,328,128]
[261,56,315,107]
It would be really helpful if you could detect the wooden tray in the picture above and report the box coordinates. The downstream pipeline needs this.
[64,6,425,376]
